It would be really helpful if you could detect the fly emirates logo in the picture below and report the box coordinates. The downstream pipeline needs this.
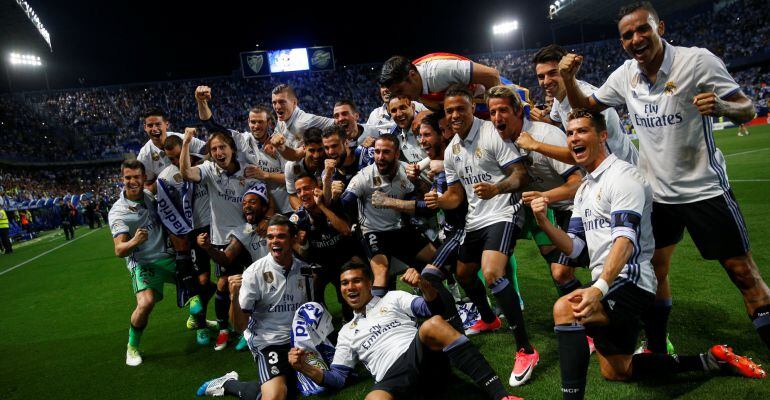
[462,166,493,185]
[632,103,683,128]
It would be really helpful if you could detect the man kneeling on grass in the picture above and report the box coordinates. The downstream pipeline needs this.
[531,109,765,400]
[291,261,522,400]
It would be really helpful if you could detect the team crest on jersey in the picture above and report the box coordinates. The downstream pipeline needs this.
[475,148,483,158]
[173,173,182,183]
[270,366,280,375]
[289,213,299,224]
[664,81,677,95]
[452,143,461,155]
[378,306,389,315]
[596,187,602,201]
[631,73,640,89]
[373,176,382,187]
[151,151,160,161]
[264,271,275,284]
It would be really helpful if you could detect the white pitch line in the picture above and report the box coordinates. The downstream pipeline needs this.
[0,227,103,276]
[725,148,770,157]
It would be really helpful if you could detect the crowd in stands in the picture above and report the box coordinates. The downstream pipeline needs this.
[1,1,767,164]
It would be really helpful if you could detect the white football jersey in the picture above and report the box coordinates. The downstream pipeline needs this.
[508,119,582,211]
[444,118,523,232]
[229,222,269,263]
[592,43,740,204]
[198,160,264,245]
[332,291,421,382]
[231,130,292,213]
[569,155,656,294]
[551,79,639,166]
[344,161,415,234]
[137,132,206,182]
[367,102,428,135]
[240,255,311,351]
[274,107,335,149]
[108,190,172,269]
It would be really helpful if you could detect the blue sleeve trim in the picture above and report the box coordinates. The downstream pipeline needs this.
[410,297,432,318]
[560,166,581,181]
[567,217,585,239]
[591,93,609,107]
[501,156,524,170]
[610,210,642,229]
[719,87,741,100]
[322,365,353,389]
[340,191,358,208]
[112,231,129,238]
[447,179,461,186]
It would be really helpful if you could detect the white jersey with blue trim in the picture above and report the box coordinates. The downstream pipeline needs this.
[568,155,656,294]
[507,119,582,211]
[273,107,335,149]
[367,102,428,135]
[108,190,172,269]
[240,255,311,351]
[344,161,415,234]
[551,79,639,166]
[137,132,206,183]
[331,291,421,382]
[592,43,741,204]
[443,117,523,232]
[198,160,263,245]
[231,130,292,213]
[228,222,269,263]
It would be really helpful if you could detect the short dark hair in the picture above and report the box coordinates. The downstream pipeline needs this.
[294,172,318,186]
[419,112,443,135]
[207,131,238,154]
[268,214,298,236]
[271,84,297,99]
[248,105,275,125]
[379,56,416,87]
[304,127,323,146]
[162,134,183,150]
[375,133,400,150]
[142,107,167,121]
[334,99,358,113]
[444,84,474,104]
[121,159,145,175]
[532,44,567,66]
[340,260,373,281]
[322,124,346,141]
[567,108,607,133]
[617,1,659,23]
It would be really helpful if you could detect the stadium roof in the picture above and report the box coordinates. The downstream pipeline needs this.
[0,0,51,56]
[548,0,712,28]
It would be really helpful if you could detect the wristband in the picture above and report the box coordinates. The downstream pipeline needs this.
[592,278,609,297]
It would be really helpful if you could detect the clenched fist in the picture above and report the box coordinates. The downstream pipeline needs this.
[559,53,583,80]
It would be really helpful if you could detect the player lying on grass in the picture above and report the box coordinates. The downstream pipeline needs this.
[295,261,523,400]
[531,109,765,400]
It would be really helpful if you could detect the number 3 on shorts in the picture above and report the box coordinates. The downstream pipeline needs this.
[268,351,278,364]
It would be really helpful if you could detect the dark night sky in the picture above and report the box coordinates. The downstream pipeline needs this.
[6,0,620,90]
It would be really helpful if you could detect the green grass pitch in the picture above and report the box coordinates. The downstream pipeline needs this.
[1,125,769,399]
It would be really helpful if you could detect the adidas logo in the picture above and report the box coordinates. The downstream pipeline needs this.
[268,285,277,294]
[607,299,616,310]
